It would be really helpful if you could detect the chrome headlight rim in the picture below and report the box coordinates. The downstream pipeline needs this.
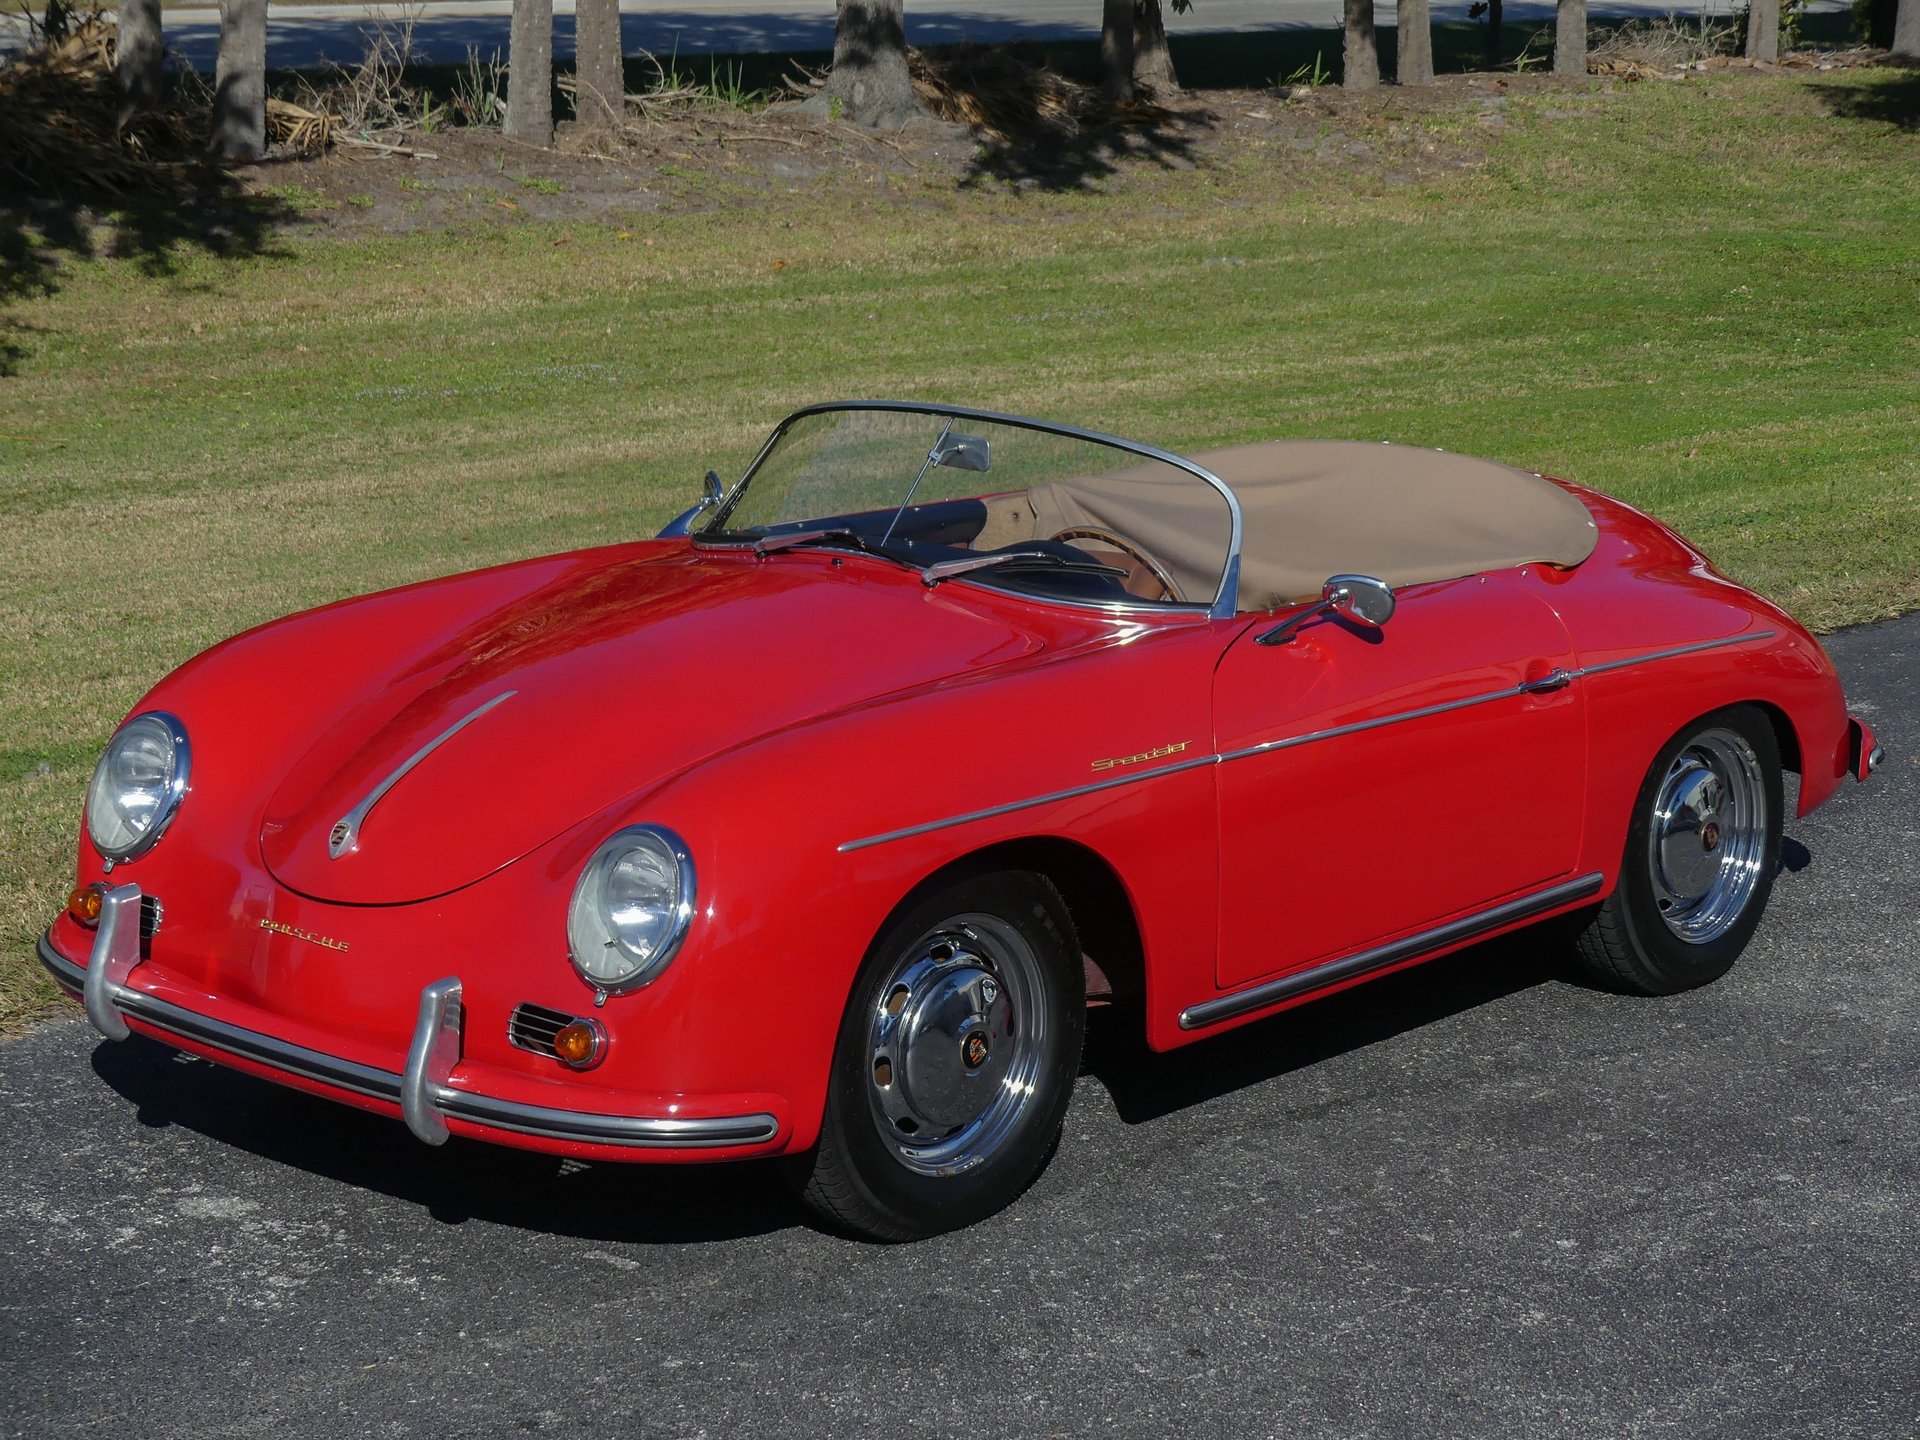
[86,711,191,863]
[566,823,696,996]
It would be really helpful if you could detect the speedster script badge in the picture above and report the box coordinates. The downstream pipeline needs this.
[1091,741,1192,773]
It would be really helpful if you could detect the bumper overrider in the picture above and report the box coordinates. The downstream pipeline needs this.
[39,884,780,1153]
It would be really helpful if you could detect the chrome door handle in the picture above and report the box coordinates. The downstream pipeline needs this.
[1519,668,1574,694]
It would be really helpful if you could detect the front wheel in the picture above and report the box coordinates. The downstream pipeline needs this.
[1573,704,1784,995]
[794,870,1086,1241]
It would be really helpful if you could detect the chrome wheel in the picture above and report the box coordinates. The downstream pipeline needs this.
[865,913,1050,1178]
[1647,726,1769,945]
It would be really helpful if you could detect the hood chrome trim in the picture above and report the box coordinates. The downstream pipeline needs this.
[328,690,517,859]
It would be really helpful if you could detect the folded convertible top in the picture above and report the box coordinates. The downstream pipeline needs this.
[1023,440,1601,612]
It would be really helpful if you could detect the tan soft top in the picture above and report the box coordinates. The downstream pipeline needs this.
[998,440,1599,611]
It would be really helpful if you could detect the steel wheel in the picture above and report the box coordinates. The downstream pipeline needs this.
[864,915,1049,1177]
[795,869,1084,1241]
[1573,704,1783,997]
[1647,727,1770,945]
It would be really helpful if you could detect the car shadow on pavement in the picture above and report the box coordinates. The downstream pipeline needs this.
[87,1036,801,1244]
[1082,929,1567,1125]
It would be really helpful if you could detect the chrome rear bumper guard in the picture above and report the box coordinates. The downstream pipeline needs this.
[39,887,779,1152]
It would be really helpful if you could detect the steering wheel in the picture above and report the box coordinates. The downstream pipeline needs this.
[1049,527,1184,604]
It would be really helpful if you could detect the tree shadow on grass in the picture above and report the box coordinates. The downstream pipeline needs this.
[963,102,1213,192]
[1,29,302,377]
[1812,67,1920,133]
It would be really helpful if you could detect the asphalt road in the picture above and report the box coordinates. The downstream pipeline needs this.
[2,612,1913,1439]
[0,0,1796,71]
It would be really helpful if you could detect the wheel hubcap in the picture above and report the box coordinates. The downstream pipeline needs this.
[866,915,1049,1177]
[1648,727,1767,944]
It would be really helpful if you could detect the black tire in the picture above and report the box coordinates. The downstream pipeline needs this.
[1573,704,1783,996]
[793,870,1086,1241]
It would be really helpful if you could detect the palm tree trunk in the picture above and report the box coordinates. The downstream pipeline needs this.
[1102,0,1136,102]
[1890,0,1919,56]
[1344,0,1380,88]
[1553,0,1586,73]
[825,0,921,129]
[1132,0,1179,96]
[1744,0,1779,60]
[1396,0,1434,83]
[1483,0,1503,66]
[574,0,625,129]
[210,0,266,161]
[115,0,164,124]
[505,0,554,144]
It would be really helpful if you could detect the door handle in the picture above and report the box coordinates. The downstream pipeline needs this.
[1519,667,1575,694]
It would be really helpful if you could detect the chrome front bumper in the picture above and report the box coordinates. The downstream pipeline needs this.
[39,884,779,1152]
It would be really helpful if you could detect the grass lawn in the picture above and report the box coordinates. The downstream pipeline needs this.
[1,65,1916,1032]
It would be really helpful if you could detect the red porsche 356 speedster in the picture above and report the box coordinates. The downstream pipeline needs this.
[43,401,1880,1238]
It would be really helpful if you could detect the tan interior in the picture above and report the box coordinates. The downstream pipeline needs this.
[973,440,1601,611]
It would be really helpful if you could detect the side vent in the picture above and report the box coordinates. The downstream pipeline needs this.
[509,1003,580,1060]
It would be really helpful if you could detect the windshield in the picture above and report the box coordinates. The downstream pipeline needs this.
[699,404,1237,611]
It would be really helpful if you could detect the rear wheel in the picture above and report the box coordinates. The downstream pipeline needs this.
[1573,704,1783,995]
[795,870,1085,1241]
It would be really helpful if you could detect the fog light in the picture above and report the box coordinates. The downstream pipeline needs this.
[553,1020,605,1070]
[67,885,104,926]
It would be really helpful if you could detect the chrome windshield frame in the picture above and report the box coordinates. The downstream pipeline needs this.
[694,400,1245,620]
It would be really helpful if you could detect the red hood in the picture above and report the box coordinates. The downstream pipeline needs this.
[260,548,1048,903]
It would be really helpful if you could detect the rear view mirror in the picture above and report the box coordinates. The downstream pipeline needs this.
[1325,574,1395,628]
[930,432,991,474]
[1256,573,1396,646]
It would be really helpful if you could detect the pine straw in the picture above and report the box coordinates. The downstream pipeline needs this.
[0,12,209,195]
[1588,15,1738,75]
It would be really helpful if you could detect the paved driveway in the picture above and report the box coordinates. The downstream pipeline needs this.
[1,613,1912,1439]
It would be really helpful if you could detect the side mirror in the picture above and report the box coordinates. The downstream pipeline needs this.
[655,470,731,538]
[1256,573,1396,647]
[1324,574,1395,629]
[930,432,991,474]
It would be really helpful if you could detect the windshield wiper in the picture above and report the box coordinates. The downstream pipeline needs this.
[920,551,1128,589]
[748,528,914,568]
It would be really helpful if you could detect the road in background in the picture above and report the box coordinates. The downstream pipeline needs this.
[1,0,1795,71]
[1,612,1911,1437]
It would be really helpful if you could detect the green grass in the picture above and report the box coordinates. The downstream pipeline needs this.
[1,68,1915,1032]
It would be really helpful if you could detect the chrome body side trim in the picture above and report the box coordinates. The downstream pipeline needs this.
[835,629,1777,853]
[37,936,780,1150]
[839,752,1220,853]
[1178,872,1607,1030]
[696,400,1246,619]
[1575,632,1775,677]
[329,690,517,859]
[402,977,464,1145]
[82,883,144,1041]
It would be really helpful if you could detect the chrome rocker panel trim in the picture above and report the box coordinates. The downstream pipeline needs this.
[1179,871,1606,1030]
[38,929,780,1151]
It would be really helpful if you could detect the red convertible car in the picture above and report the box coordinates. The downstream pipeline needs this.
[44,401,1880,1239]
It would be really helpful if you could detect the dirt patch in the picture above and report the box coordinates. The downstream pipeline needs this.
[227,75,1542,237]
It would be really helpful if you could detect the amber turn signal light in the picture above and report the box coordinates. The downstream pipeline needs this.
[66,885,104,926]
[553,1020,603,1069]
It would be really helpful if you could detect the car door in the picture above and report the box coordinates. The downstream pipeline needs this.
[1212,571,1585,991]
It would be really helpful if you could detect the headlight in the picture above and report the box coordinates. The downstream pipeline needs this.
[85,712,191,861]
[567,825,695,993]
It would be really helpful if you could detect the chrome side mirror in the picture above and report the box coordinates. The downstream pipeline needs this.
[655,470,731,538]
[930,432,991,474]
[1256,573,1396,646]
[1325,574,1395,629]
